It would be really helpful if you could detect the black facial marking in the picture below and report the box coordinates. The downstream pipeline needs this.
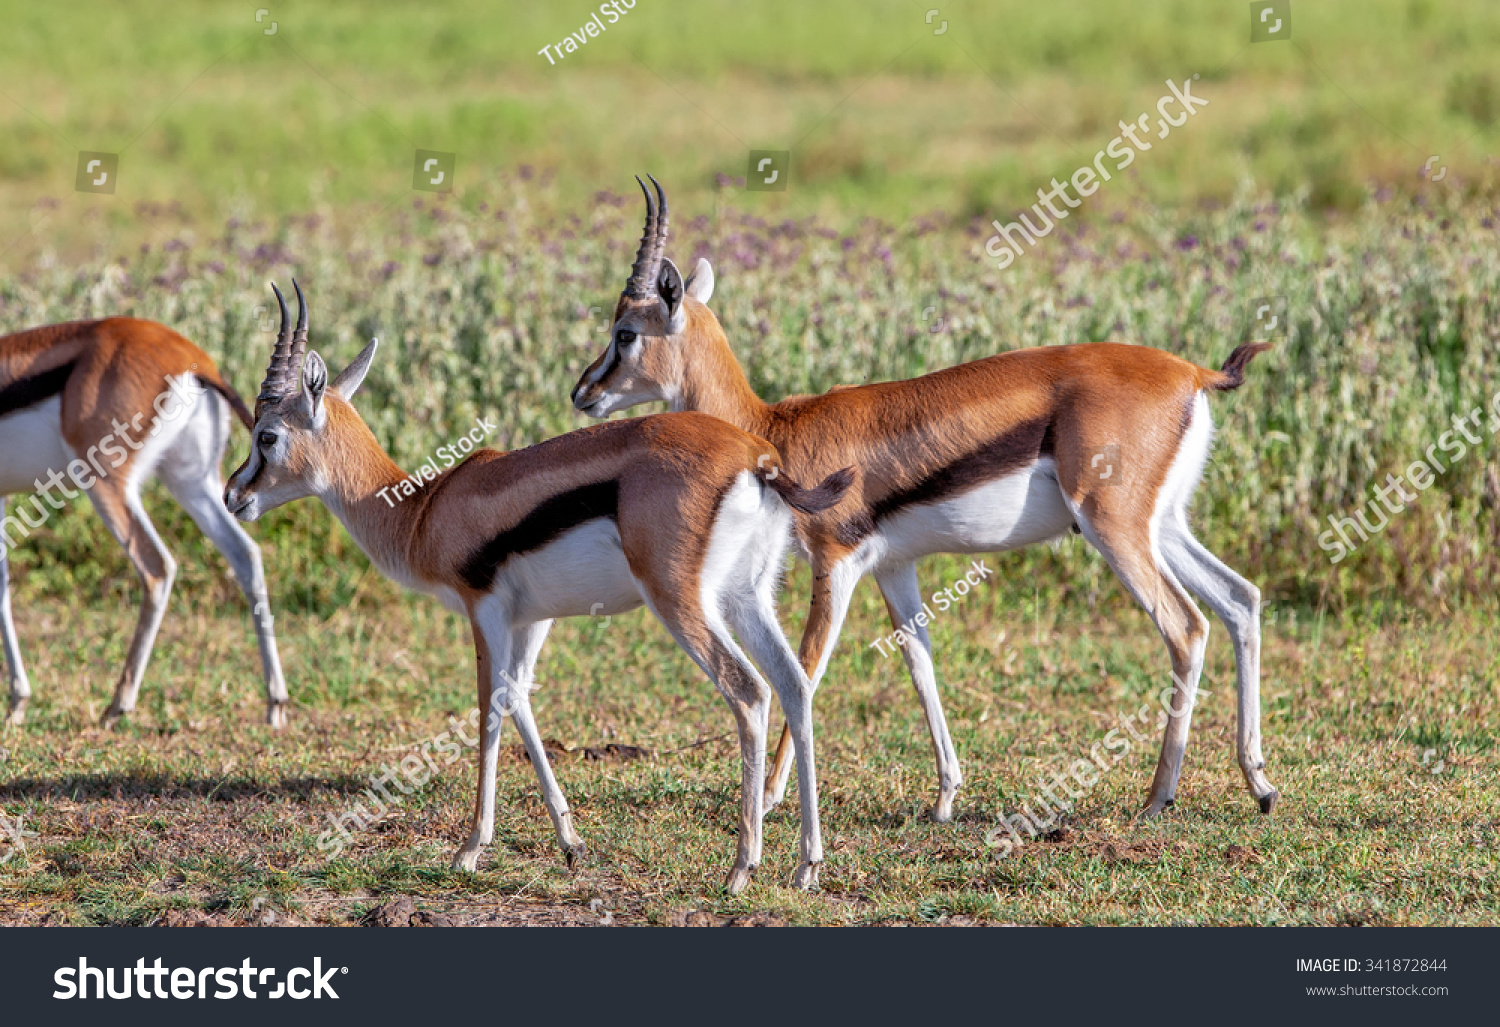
[459,480,620,591]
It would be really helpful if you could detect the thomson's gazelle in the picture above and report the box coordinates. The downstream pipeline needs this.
[0,306,287,726]
[225,283,851,891]
[573,177,1278,823]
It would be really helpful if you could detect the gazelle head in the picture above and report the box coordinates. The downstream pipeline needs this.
[224,281,378,521]
[571,176,716,417]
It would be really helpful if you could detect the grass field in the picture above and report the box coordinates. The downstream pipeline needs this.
[1,1,1498,926]
[0,571,1494,926]
[3,0,1500,259]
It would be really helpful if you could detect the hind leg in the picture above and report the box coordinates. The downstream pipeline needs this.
[765,548,864,810]
[1,500,31,726]
[1159,519,1278,813]
[163,468,289,727]
[728,592,823,890]
[88,485,176,727]
[1075,512,1210,816]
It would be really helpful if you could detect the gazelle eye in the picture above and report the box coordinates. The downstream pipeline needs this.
[258,431,277,448]
[617,329,637,346]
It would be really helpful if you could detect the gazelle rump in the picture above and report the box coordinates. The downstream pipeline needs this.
[572,177,1278,822]
[225,284,852,892]
[0,312,287,727]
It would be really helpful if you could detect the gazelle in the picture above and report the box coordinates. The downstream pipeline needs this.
[0,305,288,727]
[572,177,1279,823]
[224,283,851,892]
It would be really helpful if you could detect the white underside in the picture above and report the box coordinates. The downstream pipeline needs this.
[865,457,1075,571]
[0,397,76,496]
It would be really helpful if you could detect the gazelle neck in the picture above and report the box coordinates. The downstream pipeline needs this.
[314,398,430,584]
[678,301,774,439]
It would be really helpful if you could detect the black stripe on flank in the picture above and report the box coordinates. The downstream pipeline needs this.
[458,479,620,591]
[862,415,1053,531]
[0,362,74,419]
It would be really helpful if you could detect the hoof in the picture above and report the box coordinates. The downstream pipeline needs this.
[452,848,481,872]
[725,865,755,896]
[931,797,956,824]
[266,703,289,730]
[1141,797,1174,818]
[563,841,588,870]
[4,698,24,726]
[100,707,128,730]
[761,789,783,813]
[791,861,820,891]
[1257,790,1279,816]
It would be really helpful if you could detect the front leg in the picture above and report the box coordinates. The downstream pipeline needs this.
[765,550,861,809]
[500,620,583,865]
[454,618,507,872]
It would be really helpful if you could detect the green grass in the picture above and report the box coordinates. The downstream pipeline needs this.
[3,0,1500,260]
[1,0,1497,925]
[0,568,1494,925]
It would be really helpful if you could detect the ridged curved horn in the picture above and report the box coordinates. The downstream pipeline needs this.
[623,175,659,298]
[290,278,310,384]
[646,174,669,279]
[257,282,294,402]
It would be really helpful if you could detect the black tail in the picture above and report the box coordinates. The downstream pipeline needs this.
[759,465,854,514]
[196,373,255,428]
[1209,342,1272,392]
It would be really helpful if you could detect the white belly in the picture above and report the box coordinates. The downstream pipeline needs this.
[499,518,643,624]
[0,397,75,497]
[876,458,1074,565]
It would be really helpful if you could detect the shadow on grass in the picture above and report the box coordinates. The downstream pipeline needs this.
[0,772,369,802]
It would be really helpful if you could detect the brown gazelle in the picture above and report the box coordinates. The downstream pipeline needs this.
[225,283,851,892]
[0,306,287,727]
[572,177,1278,823]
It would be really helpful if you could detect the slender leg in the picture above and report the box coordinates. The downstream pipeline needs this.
[86,486,176,727]
[1075,512,1210,815]
[494,621,585,865]
[874,562,964,821]
[162,469,289,727]
[765,551,863,809]
[1,500,32,726]
[454,616,509,871]
[729,592,823,889]
[1159,520,1278,813]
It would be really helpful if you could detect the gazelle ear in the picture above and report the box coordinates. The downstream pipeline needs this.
[332,337,378,401]
[657,257,686,333]
[685,258,715,303]
[302,350,329,427]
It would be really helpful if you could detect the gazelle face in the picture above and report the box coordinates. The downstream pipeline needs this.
[572,293,683,417]
[224,397,329,522]
[571,256,714,417]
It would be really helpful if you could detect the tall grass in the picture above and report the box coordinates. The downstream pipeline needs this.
[2,181,1495,615]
